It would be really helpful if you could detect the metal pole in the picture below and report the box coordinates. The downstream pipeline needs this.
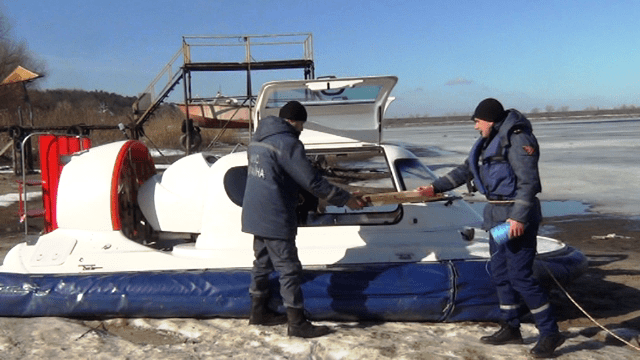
[245,37,252,99]
[17,106,23,126]
[182,68,192,155]
[20,132,41,234]
[14,107,24,175]
[22,82,34,127]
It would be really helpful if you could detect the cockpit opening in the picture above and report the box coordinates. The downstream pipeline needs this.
[221,147,403,226]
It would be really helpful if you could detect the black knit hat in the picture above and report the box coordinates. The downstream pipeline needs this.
[279,101,307,122]
[471,98,506,123]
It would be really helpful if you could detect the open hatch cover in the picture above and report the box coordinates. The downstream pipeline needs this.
[254,76,397,146]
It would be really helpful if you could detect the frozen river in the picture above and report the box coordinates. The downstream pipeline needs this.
[383,118,640,217]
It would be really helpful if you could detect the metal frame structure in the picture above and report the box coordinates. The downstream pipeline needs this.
[131,33,315,154]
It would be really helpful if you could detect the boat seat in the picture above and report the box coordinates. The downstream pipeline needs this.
[138,153,213,233]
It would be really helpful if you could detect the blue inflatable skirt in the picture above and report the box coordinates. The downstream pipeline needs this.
[0,246,586,321]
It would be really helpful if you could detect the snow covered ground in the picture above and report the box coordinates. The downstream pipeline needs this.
[0,317,637,359]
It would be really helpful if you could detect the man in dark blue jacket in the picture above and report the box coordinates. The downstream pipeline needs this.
[241,101,363,338]
[417,98,564,358]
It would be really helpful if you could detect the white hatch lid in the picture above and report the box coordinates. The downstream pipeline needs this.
[254,76,397,145]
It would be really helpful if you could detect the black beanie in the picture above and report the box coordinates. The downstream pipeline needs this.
[279,101,307,122]
[471,98,506,123]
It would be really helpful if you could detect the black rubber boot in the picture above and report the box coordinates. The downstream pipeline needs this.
[530,332,565,358]
[248,296,287,326]
[286,307,332,338]
[480,323,523,345]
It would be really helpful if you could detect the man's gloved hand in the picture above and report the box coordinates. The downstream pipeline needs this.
[345,194,366,210]
[416,185,435,197]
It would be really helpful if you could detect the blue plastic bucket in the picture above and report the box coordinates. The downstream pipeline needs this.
[490,222,511,244]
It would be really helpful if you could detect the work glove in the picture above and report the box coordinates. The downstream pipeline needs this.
[416,185,435,197]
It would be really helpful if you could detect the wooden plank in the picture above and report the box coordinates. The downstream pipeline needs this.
[362,191,447,206]
[0,140,13,157]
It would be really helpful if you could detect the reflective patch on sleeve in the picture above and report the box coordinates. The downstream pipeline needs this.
[444,174,457,187]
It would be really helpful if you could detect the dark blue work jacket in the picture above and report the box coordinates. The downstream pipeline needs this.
[241,116,351,240]
[432,110,542,229]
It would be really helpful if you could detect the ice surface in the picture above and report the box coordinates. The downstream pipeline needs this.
[385,118,640,216]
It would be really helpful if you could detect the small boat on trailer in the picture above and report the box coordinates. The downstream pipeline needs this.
[0,76,586,321]
[177,96,251,130]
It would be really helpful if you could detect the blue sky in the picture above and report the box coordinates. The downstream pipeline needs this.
[2,0,639,117]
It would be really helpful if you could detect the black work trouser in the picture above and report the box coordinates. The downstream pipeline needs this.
[249,235,304,309]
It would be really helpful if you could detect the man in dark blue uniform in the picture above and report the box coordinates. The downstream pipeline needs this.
[418,98,564,358]
[241,101,363,338]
